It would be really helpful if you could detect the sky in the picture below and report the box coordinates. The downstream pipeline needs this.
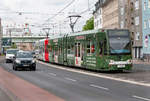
[0,0,97,36]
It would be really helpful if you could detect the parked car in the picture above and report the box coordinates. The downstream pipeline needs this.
[13,51,36,71]
[5,49,19,63]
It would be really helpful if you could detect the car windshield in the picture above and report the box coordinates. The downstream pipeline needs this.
[6,50,18,54]
[16,52,33,58]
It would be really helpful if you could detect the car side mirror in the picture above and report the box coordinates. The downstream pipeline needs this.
[13,56,16,59]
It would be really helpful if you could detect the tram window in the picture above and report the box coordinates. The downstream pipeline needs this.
[104,40,107,55]
[78,44,80,57]
[87,41,90,54]
[54,46,58,55]
[91,44,95,53]
[71,45,74,54]
[60,47,62,54]
[59,47,61,54]
[43,46,44,53]
[49,46,52,52]
[99,41,103,55]
[75,43,77,56]
[67,45,71,54]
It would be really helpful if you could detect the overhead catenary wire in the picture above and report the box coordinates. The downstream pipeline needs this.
[38,0,95,27]
[44,0,76,23]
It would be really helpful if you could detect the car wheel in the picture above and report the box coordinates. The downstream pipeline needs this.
[13,65,14,70]
[13,65,17,71]
[32,66,36,71]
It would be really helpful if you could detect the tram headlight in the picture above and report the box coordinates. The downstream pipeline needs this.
[110,60,114,63]
[127,59,132,63]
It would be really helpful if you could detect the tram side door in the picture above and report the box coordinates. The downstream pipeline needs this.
[75,42,82,66]
[63,36,67,64]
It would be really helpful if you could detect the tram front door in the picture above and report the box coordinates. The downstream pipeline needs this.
[75,42,82,66]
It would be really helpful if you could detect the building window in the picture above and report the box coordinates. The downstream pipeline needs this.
[100,18,102,25]
[144,2,146,10]
[149,19,150,28]
[135,16,139,26]
[144,20,147,29]
[135,0,139,10]
[135,32,140,40]
[120,7,124,15]
[99,8,102,14]
[149,0,150,8]
[97,20,99,26]
[120,21,124,28]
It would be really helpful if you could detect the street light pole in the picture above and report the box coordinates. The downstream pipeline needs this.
[68,15,81,33]
[88,0,90,10]
[42,28,51,39]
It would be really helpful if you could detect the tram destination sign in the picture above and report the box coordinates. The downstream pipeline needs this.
[76,36,85,40]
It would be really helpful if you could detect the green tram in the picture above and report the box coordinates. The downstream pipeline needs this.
[36,29,132,71]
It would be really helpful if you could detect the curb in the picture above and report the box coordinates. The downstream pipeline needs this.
[0,84,20,101]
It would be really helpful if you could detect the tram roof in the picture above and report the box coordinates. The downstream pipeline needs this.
[47,29,129,40]
[48,29,102,40]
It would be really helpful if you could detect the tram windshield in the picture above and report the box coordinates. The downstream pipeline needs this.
[108,30,131,54]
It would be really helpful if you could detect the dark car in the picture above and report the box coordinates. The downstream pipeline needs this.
[13,51,36,71]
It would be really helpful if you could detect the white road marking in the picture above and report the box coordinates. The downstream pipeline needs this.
[36,71,43,74]
[48,73,57,76]
[90,84,109,91]
[132,95,150,101]
[38,61,150,87]
[65,77,77,82]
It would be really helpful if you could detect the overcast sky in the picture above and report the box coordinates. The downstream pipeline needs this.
[0,0,97,35]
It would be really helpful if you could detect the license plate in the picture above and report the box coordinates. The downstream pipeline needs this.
[117,65,125,68]
[23,64,29,67]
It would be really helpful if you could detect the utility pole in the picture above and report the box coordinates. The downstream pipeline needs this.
[59,22,62,35]
[68,15,81,33]
[88,0,90,11]
[9,29,12,47]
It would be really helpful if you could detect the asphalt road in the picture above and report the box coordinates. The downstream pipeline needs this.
[0,62,150,101]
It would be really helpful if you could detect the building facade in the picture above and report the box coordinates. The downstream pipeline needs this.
[102,0,119,28]
[93,1,103,29]
[0,18,2,54]
[142,0,150,59]
[93,0,146,59]
[127,0,143,59]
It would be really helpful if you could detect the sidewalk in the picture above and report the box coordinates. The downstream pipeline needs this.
[132,59,150,71]
[132,59,150,65]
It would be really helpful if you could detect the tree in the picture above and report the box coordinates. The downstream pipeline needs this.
[83,17,94,31]
[11,42,17,49]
